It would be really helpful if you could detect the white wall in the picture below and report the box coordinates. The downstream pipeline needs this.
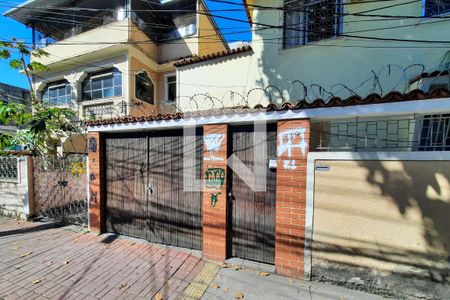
[0,157,34,220]
[178,0,450,110]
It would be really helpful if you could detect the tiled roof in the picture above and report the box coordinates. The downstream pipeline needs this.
[86,88,450,127]
[174,45,253,67]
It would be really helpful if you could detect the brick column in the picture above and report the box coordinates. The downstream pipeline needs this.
[275,119,310,278]
[202,124,228,261]
[88,132,104,233]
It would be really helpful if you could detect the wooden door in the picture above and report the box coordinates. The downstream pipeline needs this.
[229,124,277,264]
[105,133,148,239]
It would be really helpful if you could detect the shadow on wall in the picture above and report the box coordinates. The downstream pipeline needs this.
[253,1,450,105]
[312,160,450,299]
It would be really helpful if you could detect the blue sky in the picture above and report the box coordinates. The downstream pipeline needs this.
[0,0,251,90]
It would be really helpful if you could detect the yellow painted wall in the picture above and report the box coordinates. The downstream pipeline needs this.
[129,22,158,62]
[198,1,228,56]
[313,160,450,275]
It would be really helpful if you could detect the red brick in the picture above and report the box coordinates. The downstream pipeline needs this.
[202,124,228,261]
[275,119,310,279]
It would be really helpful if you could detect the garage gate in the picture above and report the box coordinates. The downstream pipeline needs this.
[104,130,203,250]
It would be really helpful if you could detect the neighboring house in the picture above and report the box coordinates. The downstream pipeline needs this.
[0,83,30,137]
[176,0,450,110]
[4,0,228,121]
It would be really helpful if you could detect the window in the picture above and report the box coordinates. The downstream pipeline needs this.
[166,75,177,102]
[283,0,342,48]
[82,68,122,101]
[135,71,155,105]
[42,80,71,105]
[419,114,450,151]
[425,0,450,17]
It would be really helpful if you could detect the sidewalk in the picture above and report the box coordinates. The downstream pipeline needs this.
[200,264,387,300]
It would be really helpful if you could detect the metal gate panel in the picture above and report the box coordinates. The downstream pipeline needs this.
[229,124,277,264]
[105,134,148,239]
[34,155,88,227]
[105,130,203,250]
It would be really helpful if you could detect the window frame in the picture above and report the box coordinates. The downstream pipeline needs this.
[165,73,177,103]
[41,80,72,106]
[283,0,343,49]
[423,0,450,17]
[135,70,155,105]
[82,68,123,102]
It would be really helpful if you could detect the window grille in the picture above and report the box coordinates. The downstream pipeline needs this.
[82,68,122,101]
[0,157,18,181]
[136,71,155,105]
[425,0,450,17]
[42,80,72,106]
[283,0,342,48]
[311,115,450,152]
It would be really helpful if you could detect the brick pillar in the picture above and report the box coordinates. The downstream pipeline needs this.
[275,119,310,278]
[202,124,228,261]
[88,132,104,233]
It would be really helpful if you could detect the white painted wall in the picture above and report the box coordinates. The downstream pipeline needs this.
[0,157,34,220]
[178,0,450,110]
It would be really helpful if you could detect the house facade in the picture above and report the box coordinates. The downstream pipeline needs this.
[84,1,450,299]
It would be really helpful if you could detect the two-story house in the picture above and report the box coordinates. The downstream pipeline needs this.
[5,0,228,120]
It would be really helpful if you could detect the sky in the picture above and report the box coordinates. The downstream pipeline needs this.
[0,0,251,90]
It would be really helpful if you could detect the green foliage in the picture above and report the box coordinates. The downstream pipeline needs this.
[0,39,49,87]
[0,101,81,155]
[0,38,82,156]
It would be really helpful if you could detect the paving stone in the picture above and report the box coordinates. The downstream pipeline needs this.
[0,218,204,300]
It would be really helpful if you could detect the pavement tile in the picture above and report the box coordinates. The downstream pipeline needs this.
[0,218,204,300]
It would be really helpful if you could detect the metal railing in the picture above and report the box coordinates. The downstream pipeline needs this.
[311,114,450,152]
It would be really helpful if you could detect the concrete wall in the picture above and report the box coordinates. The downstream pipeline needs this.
[178,0,450,107]
[36,20,130,67]
[312,159,450,299]
[178,51,255,111]
[0,157,34,220]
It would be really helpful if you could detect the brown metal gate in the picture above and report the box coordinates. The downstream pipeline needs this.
[104,130,203,250]
[229,124,277,264]
[34,155,88,227]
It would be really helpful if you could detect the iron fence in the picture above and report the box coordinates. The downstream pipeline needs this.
[311,114,450,152]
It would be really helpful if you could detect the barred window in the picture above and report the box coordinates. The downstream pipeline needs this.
[42,80,71,106]
[425,0,450,17]
[82,68,122,101]
[283,0,342,48]
[419,114,450,151]
[135,71,155,105]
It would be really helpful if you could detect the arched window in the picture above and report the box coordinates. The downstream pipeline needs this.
[135,71,154,105]
[82,68,122,101]
[42,80,71,105]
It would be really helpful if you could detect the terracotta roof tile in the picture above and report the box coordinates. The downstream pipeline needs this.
[174,45,253,67]
[86,88,450,127]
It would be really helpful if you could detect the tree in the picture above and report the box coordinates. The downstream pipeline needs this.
[0,38,83,156]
